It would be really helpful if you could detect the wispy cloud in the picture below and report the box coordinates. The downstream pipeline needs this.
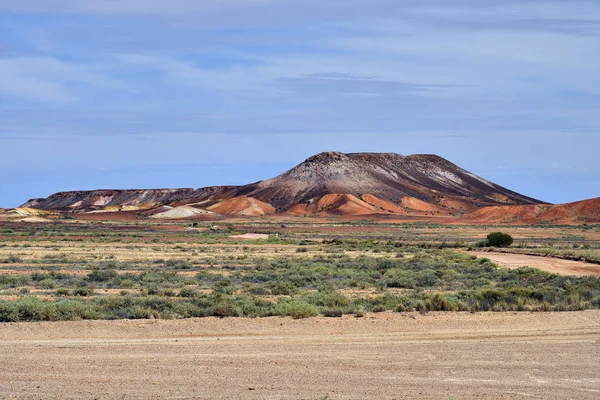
[0,56,126,102]
[0,0,599,206]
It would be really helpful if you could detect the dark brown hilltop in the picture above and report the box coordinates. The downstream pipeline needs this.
[226,152,543,215]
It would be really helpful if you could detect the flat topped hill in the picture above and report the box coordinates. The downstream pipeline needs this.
[232,152,544,212]
[20,151,549,218]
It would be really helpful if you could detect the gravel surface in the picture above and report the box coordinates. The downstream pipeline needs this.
[1,311,599,399]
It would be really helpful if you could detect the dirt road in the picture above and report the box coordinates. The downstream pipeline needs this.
[1,312,599,399]
[469,251,600,276]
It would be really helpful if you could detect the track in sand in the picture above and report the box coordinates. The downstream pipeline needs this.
[469,251,600,276]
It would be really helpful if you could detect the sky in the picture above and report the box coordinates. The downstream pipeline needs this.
[1,0,599,207]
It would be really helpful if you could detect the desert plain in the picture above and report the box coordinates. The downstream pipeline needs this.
[0,217,599,399]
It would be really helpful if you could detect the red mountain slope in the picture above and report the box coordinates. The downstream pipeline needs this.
[462,197,600,224]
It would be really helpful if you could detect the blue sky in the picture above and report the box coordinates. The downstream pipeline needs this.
[1,0,599,207]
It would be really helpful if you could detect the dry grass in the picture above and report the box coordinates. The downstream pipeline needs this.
[0,220,599,316]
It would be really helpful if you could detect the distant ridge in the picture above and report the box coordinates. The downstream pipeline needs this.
[22,151,547,217]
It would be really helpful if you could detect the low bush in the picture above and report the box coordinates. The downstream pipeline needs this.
[178,287,198,298]
[212,301,241,317]
[165,259,192,269]
[485,232,514,248]
[2,245,599,321]
[322,308,343,317]
[274,301,319,319]
[0,297,99,322]
[39,279,57,289]
[86,270,118,282]
[73,287,94,297]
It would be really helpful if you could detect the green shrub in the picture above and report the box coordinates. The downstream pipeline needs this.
[120,279,136,289]
[0,275,28,288]
[179,287,198,298]
[4,255,22,263]
[275,301,319,319]
[40,279,57,289]
[426,293,451,311]
[486,232,514,247]
[0,301,19,322]
[385,270,414,288]
[212,302,241,317]
[269,280,298,296]
[86,270,118,282]
[0,297,99,322]
[304,290,350,308]
[322,308,343,317]
[73,287,94,297]
[248,285,270,295]
[165,259,192,269]
[372,305,386,313]
[414,300,427,314]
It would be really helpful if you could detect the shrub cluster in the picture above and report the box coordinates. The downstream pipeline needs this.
[1,248,599,322]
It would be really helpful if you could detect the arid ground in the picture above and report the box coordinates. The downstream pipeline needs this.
[1,219,599,398]
[467,251,600,276]
[1,311,599,399]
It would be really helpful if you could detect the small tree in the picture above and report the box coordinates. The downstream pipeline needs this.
[486,232,513,247]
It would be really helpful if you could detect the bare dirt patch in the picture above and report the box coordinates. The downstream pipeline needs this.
[469,251,600,276]
[1,311,598,399]
[229,233,271,240]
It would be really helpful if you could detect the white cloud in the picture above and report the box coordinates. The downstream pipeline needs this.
[0,58,75,101]
[0,56,127,102]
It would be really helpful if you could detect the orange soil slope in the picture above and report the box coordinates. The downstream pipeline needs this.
[361,194,407,214]
[287,193,415,216]
[287,194,375,216]
[541,197,600,223]
[285,193,455,216]
[463,197,600,224]
[208,196,275,216]
[438,198,478,213]
[400,196,451,215]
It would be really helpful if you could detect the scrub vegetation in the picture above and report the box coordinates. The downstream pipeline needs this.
[0,221,599,321]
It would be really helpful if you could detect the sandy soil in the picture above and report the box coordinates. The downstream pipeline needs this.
[208,197,276,216]
[1,311,599,399]
[469,251,600,276]
[229,233,271,240]
[150,206,210,219]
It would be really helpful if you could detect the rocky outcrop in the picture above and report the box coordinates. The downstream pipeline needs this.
[229,152,545,213]
[23,189,196,211]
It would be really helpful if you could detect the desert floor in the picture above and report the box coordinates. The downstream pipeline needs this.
[1,311,599,399]
[467,251,600,276]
